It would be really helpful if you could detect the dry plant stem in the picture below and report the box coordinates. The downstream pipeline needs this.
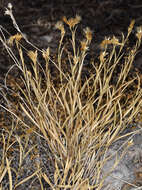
[58,30,65,83]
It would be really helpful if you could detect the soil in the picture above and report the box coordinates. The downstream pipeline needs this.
[0,0,142,189]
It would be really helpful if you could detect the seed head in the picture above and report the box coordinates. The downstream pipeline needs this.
[111,36,122,46]
[8,3,12,9]
[7,33,22,45]
[128,19,135,34]
[28,50,38,64]
[99,51,108,62]
[136,26,142,40]
[55,21,65,36]
[100,36,122,49]
[84,27,92,43]
[62,15,81,28]
[80,39,88,52]
[100,37,111,49]
[5,3,13,15]
[42,48,50,60]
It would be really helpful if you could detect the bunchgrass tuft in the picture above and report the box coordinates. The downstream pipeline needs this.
[0,4,142,189]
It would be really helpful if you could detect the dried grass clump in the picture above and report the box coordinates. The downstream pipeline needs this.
[0,4,142,190]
